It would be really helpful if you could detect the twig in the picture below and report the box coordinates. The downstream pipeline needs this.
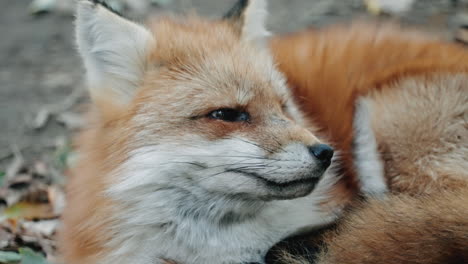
[32,87,85,130]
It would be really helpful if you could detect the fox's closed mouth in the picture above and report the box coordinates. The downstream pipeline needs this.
[226,169,321,189]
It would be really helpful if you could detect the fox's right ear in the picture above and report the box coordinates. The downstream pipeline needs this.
[76,0,155,106]
[223,0,271,47]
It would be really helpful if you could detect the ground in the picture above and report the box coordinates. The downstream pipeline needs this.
[0,0,466,263]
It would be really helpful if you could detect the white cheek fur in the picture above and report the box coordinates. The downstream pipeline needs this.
[103,137,339,264]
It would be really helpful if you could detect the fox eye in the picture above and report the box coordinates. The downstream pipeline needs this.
[281,103,287,111]
[208,108,250,122]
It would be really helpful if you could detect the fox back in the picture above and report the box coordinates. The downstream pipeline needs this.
[271,22,468,194]
[270,22,468,264]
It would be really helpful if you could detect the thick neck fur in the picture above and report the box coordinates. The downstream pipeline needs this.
[108,180,271,263]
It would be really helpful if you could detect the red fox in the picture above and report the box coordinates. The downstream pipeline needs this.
[269,22,468,264]
[60,1,379,264]
[61,0,468,263]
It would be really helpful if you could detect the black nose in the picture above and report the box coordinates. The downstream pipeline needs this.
[308,144,334,167]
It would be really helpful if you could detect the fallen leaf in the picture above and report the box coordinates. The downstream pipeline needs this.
[0,173,52,208]
[56,112,84,130]
[47,187,65,215]
[364,0,415,15]
[0,251,21,263]
[54,143,72,171]
[3,202,55,220]
[32,87,85,130]
[0,172,5,187]
[455,26,468,45]
[7,175,33,191]
[19,248,50,264]
[21,220,59,237]
[32,163,47,178]
[32,109,51,130]
[0,228,14,249]
[6,154,24,183]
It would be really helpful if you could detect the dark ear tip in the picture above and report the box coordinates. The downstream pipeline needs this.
[85,0,123,17]
[223,0,250,20]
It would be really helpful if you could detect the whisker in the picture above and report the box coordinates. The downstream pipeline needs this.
[271,134,287,153]
[176,154,277,160]
[231,136,277,153]
[172,154,298,163]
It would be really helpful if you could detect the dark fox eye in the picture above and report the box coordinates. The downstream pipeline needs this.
[208,108,250,122]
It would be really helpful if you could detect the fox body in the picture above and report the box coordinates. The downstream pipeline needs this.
[270,23,468,263]
[59,1,373,264]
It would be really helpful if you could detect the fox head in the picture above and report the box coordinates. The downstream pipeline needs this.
[62,1,341,263]
[76,0,334,206]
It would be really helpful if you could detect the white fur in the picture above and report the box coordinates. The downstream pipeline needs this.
[353,98,388,196]
[241,0,272,46]
[75,1,155,104]
[104,137,339,264]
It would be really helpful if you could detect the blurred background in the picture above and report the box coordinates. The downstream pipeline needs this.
[0,0,467,263]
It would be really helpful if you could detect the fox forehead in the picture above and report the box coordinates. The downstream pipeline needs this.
[140,17,289,107]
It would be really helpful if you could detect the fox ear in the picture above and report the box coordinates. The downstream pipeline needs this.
[76,0,155,105]
[223,0,271,46]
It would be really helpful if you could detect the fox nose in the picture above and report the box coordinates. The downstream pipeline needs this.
[308,144,334,168]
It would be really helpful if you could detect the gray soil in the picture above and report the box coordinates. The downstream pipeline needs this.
[1,0,467,170]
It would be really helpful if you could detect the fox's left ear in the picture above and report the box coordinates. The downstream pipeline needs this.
[76,0,155,106]
[223,0,271,46]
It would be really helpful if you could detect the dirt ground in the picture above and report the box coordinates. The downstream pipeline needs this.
[0,0,467,262]
[1,0,467,170]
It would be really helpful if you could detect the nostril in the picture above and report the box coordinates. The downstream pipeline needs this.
[308,144,334,165]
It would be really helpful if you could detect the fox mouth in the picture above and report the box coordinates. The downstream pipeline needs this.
[226,169,322,199]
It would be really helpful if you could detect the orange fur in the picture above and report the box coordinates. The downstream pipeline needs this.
[270,23,468,263]
[271,22,468,190]
[59,105,133,263]
[275,189,468,264]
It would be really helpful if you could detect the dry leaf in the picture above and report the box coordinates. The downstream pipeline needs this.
[3,202,55,220]
[56,112,85,130]
[455,27,468,45]
[19,248,50,264]
[47,187,65,215]
[32,109,51,130]
[0,250,21,263]
[6,154,24,183]
[21,220,58,237]
[364,0,415,15]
